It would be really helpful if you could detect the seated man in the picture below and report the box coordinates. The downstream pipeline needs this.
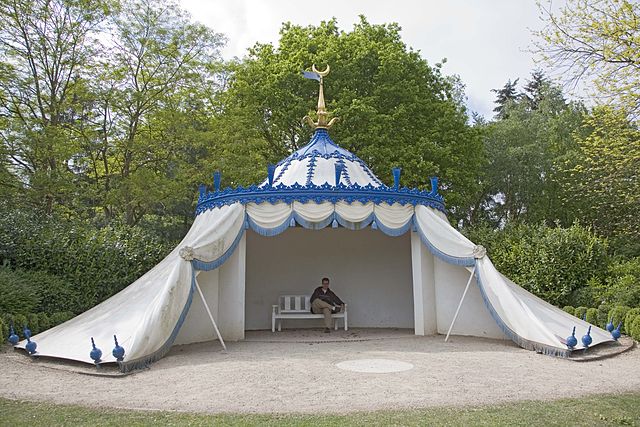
[310,277,345,333]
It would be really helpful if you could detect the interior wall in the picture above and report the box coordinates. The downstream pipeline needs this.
[434,258,507,340]
[245,227,414,330]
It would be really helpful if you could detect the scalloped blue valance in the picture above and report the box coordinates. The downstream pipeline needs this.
[195,182,446,216]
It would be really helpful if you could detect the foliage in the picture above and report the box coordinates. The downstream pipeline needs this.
[585,308,598,325]
[564,107,640,240]
[221,17,483,221]
[631,316,640,341]
[473,74,586,227]
[0,204,175,312]
[0,268,40,315]
[575,306,588,321]
[463,222,609,307]
[608,306,631,333]
[625,308,640,336]
[534,0,640,117]
[601,257,640,307]
[597,304,611,328]
[562,306,575,316]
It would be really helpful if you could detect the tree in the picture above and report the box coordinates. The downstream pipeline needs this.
[534,0,640,117]
[522,70,549,110]
[80,0,225,225]
[218,17,483,221]
[491,78,519,119]
[0,0,114,212]
[475,75,586,227]
[564,106,640,241]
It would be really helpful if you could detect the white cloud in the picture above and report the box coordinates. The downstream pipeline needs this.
[180,0,547,119]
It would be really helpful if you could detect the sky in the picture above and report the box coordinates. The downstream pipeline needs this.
[180,0,552,119]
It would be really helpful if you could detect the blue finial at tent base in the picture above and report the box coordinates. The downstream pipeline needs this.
[392,168,402,190]
[611,322,622,340]
[267,164,276,187]
[566,326,577,350]
[213,171,221,192]
[23,325,31,340]
[112,335,125,362]
[582,326,592,349]
[8,324,19,345]
[606,318,615,332]
[25,337,37,355]
[90,337,102,364]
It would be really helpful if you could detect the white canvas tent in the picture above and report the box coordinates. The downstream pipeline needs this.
[16,70,613,372]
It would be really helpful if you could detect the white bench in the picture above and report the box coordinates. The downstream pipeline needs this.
[272,295,348,332]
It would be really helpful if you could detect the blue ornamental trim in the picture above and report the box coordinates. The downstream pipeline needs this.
[195,182,446,216]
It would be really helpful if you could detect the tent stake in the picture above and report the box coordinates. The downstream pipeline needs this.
[445,265,477,342]
[194,279,227,352]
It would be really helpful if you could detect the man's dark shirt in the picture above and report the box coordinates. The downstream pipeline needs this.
[310,286,344,308]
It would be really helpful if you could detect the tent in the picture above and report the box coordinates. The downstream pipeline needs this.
[16,68,613,371]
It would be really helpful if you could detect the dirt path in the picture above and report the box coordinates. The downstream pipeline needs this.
[1,331,639,414]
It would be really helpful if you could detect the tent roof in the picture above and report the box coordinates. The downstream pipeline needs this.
[195,128,446,216]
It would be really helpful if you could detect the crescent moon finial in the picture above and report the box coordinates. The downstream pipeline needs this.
[311,64,330,77]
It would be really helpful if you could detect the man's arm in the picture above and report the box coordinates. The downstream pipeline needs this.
[310,287,321,303]
[329,290,344,306]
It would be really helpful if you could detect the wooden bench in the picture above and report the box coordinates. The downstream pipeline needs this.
[272,295,348,332]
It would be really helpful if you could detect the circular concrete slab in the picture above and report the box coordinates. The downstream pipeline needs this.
[336,358,414,373]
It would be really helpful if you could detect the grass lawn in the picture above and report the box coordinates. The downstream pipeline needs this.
[1,393,639,426]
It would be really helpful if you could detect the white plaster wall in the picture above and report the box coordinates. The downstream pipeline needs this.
[411,232,437,335]
[434,258,507,340]
[245,227,414,330]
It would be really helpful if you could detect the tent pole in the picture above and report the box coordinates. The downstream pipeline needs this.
[445,265,477,342]
[194,279,227,351]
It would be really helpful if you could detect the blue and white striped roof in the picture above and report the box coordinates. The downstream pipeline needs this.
[264,129,383,188]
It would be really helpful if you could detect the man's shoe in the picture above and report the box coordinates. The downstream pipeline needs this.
[324,328,331,333]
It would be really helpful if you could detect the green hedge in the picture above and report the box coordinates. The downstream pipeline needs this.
[2,311,74,341]
[585,308,598,325]
[562,306,575,316]
[0,205,175,314]
[608,306,631,333]
[631,316,640,341]
[463,222,609,307]
[575,306,588,321]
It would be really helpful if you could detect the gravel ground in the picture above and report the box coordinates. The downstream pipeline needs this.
[0,330,639,414]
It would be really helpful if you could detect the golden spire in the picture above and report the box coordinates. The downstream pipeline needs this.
[303,64,339,130]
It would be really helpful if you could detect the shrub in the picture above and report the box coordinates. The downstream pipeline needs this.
[631,316,640,341]
[602,258,640,307]
[49,312,74,328]
[12,314,27,337]
[38,313,51,332]
[575,306,588,320]
[625,308,640,335]
[0,206,175,314]
[0,268,40,315]
[597,304,611,328]
[26,313,39,335]
[562,306,575,316]
[0,318,6,342]
[463,222,608,307]
[586,308,598,325]
[608,306,631,333]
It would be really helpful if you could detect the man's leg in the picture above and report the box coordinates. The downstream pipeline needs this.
[311,299,333,329]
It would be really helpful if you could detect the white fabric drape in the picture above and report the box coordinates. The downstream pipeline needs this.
[17,204,246,366]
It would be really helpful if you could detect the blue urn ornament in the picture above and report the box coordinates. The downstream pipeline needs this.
[90,337,102,364]
[8,324,19,345]
[566,326,578,350]
[611,322,622,341]
[25,337,37,355]
[23,325,31,340]
[606,319,615,332]
[112,335,125,362]
[581,325,593,349]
